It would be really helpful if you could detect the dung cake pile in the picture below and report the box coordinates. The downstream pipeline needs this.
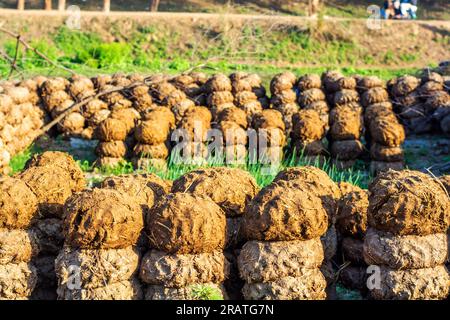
[40,77,84,137]
[270,71,299,135]
[56,188,144,300]
[205,74,235,122]
[271,167,341,299]
[215,106,248,163]
[133,106,175,171]
[323,72,364,169]
[95,118,129,168]
[141,192,229,300]
[392,73,450,134]
[238,169,330,300]
[174,106,212,164]
[358,76,405,175]
[171,72,208,107]
[363,170,449,300]
[251,109,286,166]
[419,72,450,134]
[297,74,330,128]
[171,167,259,299]
[100,173,171,253]
[388,75,423,133]
[0,81,46,174]
[290,108,327,163]
[17,151,85,299]
[231,72,265,124]
[336,183,369,293]
[0,176,39,300]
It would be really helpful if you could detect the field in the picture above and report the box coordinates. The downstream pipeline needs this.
[0,2,449,301]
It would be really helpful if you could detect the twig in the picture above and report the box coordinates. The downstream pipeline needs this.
[8,35,21,79]
[0,26,74,75]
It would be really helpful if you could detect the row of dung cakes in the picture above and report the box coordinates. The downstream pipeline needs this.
[389,73,450,134]
[1,151,449,300]
[0,79,47,174]
[322,71,364,169]
[358,76,406,175]
[0,71,423,174]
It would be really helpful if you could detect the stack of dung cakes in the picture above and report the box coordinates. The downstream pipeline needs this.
[171,72,208,106]
[0,83,46,174]
[215,106,248,164]
[0,176,39,300]
[174,106,212,164]
[67,74,97,136]
[297,74,330,129]
[290,108,328,163]
[100,173,171,252]
[238,171,329,300]
[419,72,450,134]
[271,167,341,299]
[336,183,369,293]
[141,193,229,300]
[270,71,299,135]
[251,109,286,166]
[130,83,153,114]
[95,117,129,168]
[133,106,175,171]
[153,79,192,124]
[171,167,259,299]
[56,188,144,300]
[205,74,235,122]
[39,77,84,137]
[323,72,364,169]
[231,72,264,124]
[16,152,85,299]
[359,76,405,175]
[171,168,259,248]
[388,75,422,132]
[364,169,449,300]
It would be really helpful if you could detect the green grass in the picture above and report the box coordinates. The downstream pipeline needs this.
[190,284,224,300]
[11,143,369,189]
[0,25,423,80]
